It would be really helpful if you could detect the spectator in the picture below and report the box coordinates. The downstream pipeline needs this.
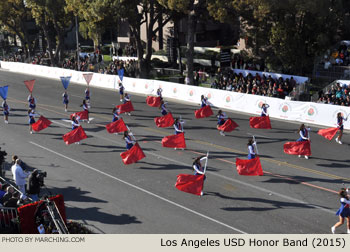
[11,159,29,199]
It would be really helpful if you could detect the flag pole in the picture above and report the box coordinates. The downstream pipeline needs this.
[253,135,259,155]
[126,125,137,142]
[203,151,209,174]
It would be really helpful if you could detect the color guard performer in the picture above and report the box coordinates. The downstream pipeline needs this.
[159,100,169,116]
[81,99,90,123]
[247,138,256,159]
[261,103,269,117]
[200,95,209,108]
[123,131,135,150]
[157,88,163,100]
[119,83,125,102]
[336,112,347,144]
[28,109,39,134]
[123,93,131,115]
[297,123,310,159]
[28,94,36,111]
[112,107,120,122]
[2,100,9,124]
[62,91,69,112]
[174,118,185,150]
[85,87,91,108]
[331,188,350,234]
[217,110,227,136]
[71,115,81,144]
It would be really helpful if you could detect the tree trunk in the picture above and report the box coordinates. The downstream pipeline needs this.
[42,25,56,66]
[186,1,196,86]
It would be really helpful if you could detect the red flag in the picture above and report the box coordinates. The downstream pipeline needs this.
[317,127,339,140]
[83,73,93,85]
[175,174,204,196]
[32,116,52,132]
[154,113,175,128]
[146,96,161,107]
[70,110,88,120]
[194,105,213,119]
[106,119,128,133]
[249,116,272,129]
[116,101,134,114]
[218,118,239,132]
[283,141,311,156]
[62,126,87,145]
[162,133,186,148]
[236,156,264,176]
[120,143,146,165]
[24,80,35,93]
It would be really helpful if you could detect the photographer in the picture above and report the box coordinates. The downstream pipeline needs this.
[11,159,29,199]
[28,169,46,202]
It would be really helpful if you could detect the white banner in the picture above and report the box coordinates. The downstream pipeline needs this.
[1,61,349,129]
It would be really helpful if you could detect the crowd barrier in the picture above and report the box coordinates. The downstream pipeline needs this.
[1,61,349,129]
[0,207,20,232]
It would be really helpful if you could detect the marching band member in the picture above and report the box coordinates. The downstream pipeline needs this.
[27,94,36,111]
[85,87,90,108]
[331,188,350,234]
[81,99,90,123]
[192,155,207,196]
[296,123,310,159]
[261,103,270,117]
[123,131,135,150]
[28,109,39,134]
[247,138,256,159]
[62,91,69,112]
[71,115,81,144]
[119,83,125,102]
[159,100,169,116]
[123,93,131,115]
[217,110,227,136]
[336,112,347,144]
[2,100,9,124]
[157,88,163,100]
[200,95,209,108]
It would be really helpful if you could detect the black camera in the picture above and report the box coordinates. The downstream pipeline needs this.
[36,170,47,186]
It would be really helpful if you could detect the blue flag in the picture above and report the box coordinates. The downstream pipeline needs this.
[118,68,124,82]
[0,85,8,100]
[60,76,71,90]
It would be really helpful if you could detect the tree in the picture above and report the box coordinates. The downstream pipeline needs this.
[0,0,38,60]
[65,0,121,49]
[207,0,350,75]
[26,0,73,66]
[158,0,206,85]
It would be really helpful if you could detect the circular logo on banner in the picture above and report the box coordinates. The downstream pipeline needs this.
[279,102,291,113]
[132,82,136,88]
[255,99,266,108]
[189,90,194,96]
[99,77,102,82]
[225,95,231,103]
[48,70,50,74]
[207,93,212,99]
[145,83,149,89]
[69,73,73,77]
[159,84,163,89]
[173,87,177,94]
[306,105,318,117]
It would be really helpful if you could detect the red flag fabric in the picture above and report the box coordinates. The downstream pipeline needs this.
[146,96,161,107]
[162,133,186,148]
[154,113,175,128]
[249,116,272,129]
[120,143,146,165]
[283,141,311,156]
[83,73,93,85]
[62,126,87,145]
[70,110,88,120]
[106,118,128,133]
[236,156,264,176]
[194,105,213,119]
[218,118,239,132]
[116,101,134,114]
[24,80,35,93]
[317,127,339,141]
[31,116,52,132]
[175,174,204,196]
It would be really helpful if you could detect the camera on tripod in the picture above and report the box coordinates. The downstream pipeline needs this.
[36,170,47,186]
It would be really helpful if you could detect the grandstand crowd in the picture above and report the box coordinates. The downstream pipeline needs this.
[317,82,350,106]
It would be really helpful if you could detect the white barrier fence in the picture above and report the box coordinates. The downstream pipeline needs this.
[1,61,350,129]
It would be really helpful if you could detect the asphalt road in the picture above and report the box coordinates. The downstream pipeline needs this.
[0,68,349,234]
